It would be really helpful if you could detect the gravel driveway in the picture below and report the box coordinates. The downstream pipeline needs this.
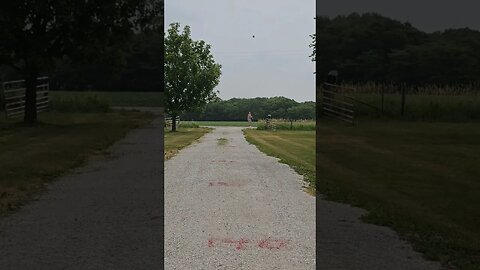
[165,127,316,269]
[165,126,445,270]
[0,117,163,270]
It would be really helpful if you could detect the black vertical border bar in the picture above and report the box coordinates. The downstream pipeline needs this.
[159,0,165,268]
[315,0,321,267]
[315,0,320,269]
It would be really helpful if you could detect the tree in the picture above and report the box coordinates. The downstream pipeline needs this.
[164,22,222,131]
[0,1,161,124]
[310,33,316,62]
[287,102,315,120]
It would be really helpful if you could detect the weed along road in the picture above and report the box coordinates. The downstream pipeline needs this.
[0,116,163,269]
[164,126,316,269]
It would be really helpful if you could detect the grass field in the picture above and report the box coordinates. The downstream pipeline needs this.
[244,129,315,194]
[318,119,480,270]
[0,111,155,216]
[50,91,162,107]
[181,120,316,129]
[164,127,211,160]
[256,119,316,131]
[323,89,480,121]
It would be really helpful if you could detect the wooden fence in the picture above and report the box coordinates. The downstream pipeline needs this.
[321,82,355,124]
[165,116,180,127]
[1,77,49,119]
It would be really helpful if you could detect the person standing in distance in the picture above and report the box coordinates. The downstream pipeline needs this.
[247,112,253,127]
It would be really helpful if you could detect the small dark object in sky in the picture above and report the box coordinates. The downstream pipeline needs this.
[252,35,255,38]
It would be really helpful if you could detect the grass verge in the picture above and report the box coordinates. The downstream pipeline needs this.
[243,129,315,194]
[182,121,259,127]
[164,128,211,160]
[0,110,155,217]
[318,119,480,270]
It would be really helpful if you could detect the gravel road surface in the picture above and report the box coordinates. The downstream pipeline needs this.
[0,116,163,270]
[165,127,316,270]
[165,126,445,270]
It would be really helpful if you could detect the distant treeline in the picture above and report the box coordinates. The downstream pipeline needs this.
[181,96,315,121]
[0,30,162,92]
[317,13,480,86]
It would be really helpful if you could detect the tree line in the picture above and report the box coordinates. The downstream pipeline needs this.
[180,96,316,121]
[316,13,480,86]
[0,26,162,92]
[0,1,162,123]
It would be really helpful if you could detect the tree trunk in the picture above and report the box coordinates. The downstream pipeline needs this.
[171,113,177,132]
[24,72,38,124]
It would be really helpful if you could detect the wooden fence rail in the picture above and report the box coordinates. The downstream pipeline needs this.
[1,77,49,119]
[165,116,180,127]
[321,83,355,124]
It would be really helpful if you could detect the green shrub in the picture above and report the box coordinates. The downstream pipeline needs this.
[178,122,200,128]
[50,93,111,113]
[256,119,316,131]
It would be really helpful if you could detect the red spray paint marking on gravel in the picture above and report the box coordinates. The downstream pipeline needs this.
[257,239,289,250]
[211,160,236,163]
[207,237,288,250]
[208,182,243,187]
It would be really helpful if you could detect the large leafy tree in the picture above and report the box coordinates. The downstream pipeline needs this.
[164,22,222,131]
[0,0,161,124]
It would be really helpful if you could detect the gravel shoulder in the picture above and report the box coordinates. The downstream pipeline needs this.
[165,126,316,270]
[0,117,163,270]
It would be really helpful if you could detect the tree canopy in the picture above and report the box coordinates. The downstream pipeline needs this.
[0,0,161,123]
[181,96,315,121]
[316,13,480,86]
[164,22,222,131]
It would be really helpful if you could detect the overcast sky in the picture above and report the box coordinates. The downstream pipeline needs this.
[165,1,315,102]
[317,0,480,33]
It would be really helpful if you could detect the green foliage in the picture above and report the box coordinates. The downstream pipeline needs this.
[324,83,480,121]
[50,91,162,107]
[164,22,222,131]
[182,96,315,121]
[50,29,163,92]
[0,1,161,123]
[310,32,316,61]
[256,120,316,131]
[317,13,480,86]
[50,93,111,113]
[178,122,200,128]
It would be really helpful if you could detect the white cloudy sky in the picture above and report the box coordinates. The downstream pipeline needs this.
[165,1,316,102]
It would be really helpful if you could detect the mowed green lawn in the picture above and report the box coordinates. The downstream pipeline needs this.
[0,111,155,216]
[182,120,316,128]
[50,91,162,107]
[243,129,315,194]
[318,119,480,269]
[164,128,211,160]
[182,121,259,127]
